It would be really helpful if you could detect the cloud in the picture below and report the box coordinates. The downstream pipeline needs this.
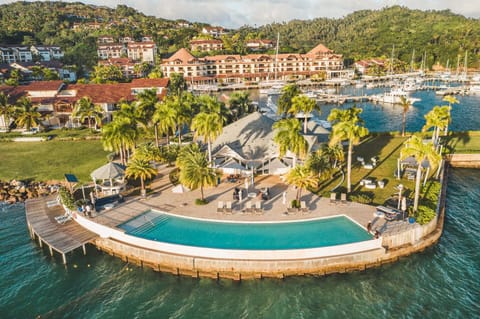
[1,0,478,28]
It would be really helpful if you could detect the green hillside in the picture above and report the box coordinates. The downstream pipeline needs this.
[0,2,478,71]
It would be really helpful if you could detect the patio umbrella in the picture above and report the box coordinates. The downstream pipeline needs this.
[172,184,190,193]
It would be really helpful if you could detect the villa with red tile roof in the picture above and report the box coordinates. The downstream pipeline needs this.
[190,39,223,53]
[161,43,346,85]
[0,78,168,128]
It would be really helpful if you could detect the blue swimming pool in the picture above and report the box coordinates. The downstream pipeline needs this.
[118,211,372,250]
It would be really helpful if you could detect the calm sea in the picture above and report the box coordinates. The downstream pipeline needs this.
[1,89,480,318]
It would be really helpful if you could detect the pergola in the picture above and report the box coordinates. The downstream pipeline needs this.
[90,162,126,196]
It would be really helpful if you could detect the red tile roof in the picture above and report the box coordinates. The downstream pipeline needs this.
[22,80,65,92]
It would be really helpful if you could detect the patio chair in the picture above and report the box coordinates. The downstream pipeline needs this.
[224,201,233,214]
[244,201,253,214]
[55,212,72,224]
[300,201,309,213]
[217,201,224,213]
[340,193,347,204]
[330,192,337,203]
[254,201,263,215]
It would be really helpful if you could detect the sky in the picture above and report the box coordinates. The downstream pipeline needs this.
[2,0,479,28]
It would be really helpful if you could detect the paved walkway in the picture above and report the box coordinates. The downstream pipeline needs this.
[91,165,387,232]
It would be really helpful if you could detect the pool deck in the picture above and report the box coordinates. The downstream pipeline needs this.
[92,165,388,233]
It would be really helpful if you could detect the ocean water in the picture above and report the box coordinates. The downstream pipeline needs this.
[1,168,479,318]
[258,86,480,133]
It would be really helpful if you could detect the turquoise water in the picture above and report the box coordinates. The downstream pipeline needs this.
[1,168,479,318]
[119,212,372,249]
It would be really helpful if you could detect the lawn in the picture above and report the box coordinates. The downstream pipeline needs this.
[444,131,480,153]
[317,134,417,206]
[0,140,110,183]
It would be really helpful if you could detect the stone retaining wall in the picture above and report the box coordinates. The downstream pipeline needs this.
[448,154,480,168]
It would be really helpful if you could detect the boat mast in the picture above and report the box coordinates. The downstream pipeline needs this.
[410,49,415,73]
[274,32,279,81]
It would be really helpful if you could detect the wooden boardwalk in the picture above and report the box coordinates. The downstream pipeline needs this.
[25,196,98,264]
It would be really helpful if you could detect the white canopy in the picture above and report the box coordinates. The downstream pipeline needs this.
[91,162,126,180]
[172,184,190,193]
[219,159,247,175]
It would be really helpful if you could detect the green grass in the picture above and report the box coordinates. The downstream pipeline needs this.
[317,134,416,206]
[443,131,480,153]
[0,140,110,182]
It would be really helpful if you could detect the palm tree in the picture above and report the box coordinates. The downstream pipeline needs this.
[328,106,369,193]
[125,156,157,197]
[15,97,41,131]
[422,106,450,145]
[288,94,319,133]
[442,95,458,135]
[191,112,223,163]
[102,117,138,165]
[153,97,177,146]
[0,92,14,131]
[273,118,308,167]
[285,165,318,202]
[177,144,217,202]
[277,83,301,117]
[73,97,104,129]
[305,149,333,180]
[168,73,187,97]
[228,91,252,120]
[400,134,441,212]
[136,89,158,134]
[399,96,412,137]
[135,142,162,163]
[197,94,229,122]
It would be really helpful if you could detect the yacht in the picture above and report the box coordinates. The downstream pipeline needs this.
[374,88,420,105]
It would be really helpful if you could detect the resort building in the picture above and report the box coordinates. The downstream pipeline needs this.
[245,39,274,51]
[0,78,168,128]
[201,26,227,38]
[161,43,345,85]
[97,38,157,63]
[212,112,330,175]
[190,39,224,53]
[0,45,64,63]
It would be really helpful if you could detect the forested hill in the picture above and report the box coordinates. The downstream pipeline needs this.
[0,2,478,68]
[252,6,479,67]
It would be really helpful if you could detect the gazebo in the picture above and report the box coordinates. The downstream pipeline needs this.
[91,162,126,196]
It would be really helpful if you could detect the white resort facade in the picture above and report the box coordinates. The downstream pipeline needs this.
[161,43,348,85]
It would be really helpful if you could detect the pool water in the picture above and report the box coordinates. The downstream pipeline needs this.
[118,211,372,250]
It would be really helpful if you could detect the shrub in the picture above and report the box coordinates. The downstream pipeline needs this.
[169,168,179,186]
[290,199,300,208]
[58,186,76,210]
[195,198,208,205]
[415,205,436,225]
[350,191,374,204]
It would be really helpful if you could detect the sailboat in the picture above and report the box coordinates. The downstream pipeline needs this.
[259,33,285,95]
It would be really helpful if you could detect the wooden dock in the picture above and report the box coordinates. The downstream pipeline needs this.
[25,196,98,264]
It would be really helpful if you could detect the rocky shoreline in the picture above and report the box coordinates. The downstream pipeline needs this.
[0,180,60,204]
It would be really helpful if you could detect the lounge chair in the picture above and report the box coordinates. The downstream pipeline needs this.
[254,201,263,214]
[330,192,337,203]
[244,201,253,214]
[217,201,224,213]
[300,201,309,213]
[55,213,71,224]
[224,201,233,214]
[46,197,60,207]
[340,193,347,204]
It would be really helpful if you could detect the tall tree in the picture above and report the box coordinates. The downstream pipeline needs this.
[422,106,450,146]
[136,89,159,144]
[328,106,369,193]
[288,94,319,133]
[277,83,301,117]
[228,91,252,121]
[399,95,412,137]
[191,112,223,163]
[286,164,318,202]
[125,156,157,197]
[442,94,458,135]
[72,96,104,129]
[168,73,187,97]
[102,116,138,165]
[0,92,14,131]
[176,144,217,202]
[153,97,177,146]
[15,97,41,131]
[400,134,441,212]
[273,118,308,167]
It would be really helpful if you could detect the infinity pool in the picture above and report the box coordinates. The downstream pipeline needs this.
[118,210,372,250]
